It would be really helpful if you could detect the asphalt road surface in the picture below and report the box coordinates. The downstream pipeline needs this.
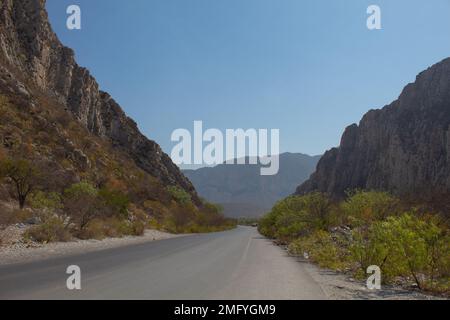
[0,226,326,300]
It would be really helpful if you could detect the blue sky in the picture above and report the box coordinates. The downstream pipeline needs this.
[46,0,450,157]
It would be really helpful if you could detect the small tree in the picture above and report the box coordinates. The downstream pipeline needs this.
[0,158,41,209]
[167,186,192,205]
[64,182,99,231]
[98,187,130,218]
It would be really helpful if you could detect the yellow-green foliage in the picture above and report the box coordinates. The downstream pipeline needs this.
[341,190,401,225]
[260,191,449,295]
[29,191,62,211]
[78,217,145,240]
[167,186,192,205]
[0,157,41,209]
[259,193,332,243]
[158,199,235,234]
[289,230,351,271]
[351,213,450,290]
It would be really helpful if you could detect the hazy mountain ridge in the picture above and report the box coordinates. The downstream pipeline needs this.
[184,153,320,217]
[297,58,450,200]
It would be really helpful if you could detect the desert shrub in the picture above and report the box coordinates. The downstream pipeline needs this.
[0,208,33,225]
[376,214,448,290]
[259,196,308,242]
[201,202,224,214]
[77,219,106,240]
[64,181,97,198]
[29,191,62,212]
[260,189,449,295]
[79,216,144,239]
[289,230,351,271]
[167,186,192,205]
[128,204,148,236]
[105,218,135,237]
[161,204,193,233]
[144,200,170,219]
[0,157,41,208]
[0,203,13,225]
[98,187,129,219]
[130,220,145,236]
[25,216,71,243]
[154,198,235,234]
[258,210,278,238]
[64,182,99,231]
[350,213,449,290]
[350,224,393,279]
[341,190,401,226]
[237,217,260,226]
[258,193,333,243]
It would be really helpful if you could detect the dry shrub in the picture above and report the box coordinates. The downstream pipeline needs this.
[77,219,106,240]
[80,217,145,240]
[0,207,32,225]
[25,216,71,243]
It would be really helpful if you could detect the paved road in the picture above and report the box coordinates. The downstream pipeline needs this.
[0,227,326,300]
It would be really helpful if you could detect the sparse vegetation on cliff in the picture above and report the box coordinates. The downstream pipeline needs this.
[0,92,235,243]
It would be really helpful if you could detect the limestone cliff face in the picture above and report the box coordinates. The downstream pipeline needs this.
[0,0,197,198]
[297,58,450,198]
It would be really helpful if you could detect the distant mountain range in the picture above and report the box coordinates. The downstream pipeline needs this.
[298,58,450,203]
[184,153,320,218]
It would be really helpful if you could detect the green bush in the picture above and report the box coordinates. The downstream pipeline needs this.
[64,181,97,198]
[98,187,130,218]
[260,190,449,295]
[167,186,192,205]
[25,216,71,243]
[0,209,33,225]
[0,157,41,209]
[289,230,351,271]
[259,193,333,242]
[341,190,401,226]
[64,182,99,231]
[29,191,62,212]
[130,220,145,236]
[349,213,449,291]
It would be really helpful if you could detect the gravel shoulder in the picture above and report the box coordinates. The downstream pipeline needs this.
[0,224,186,266]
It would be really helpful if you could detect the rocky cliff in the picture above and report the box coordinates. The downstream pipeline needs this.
[297,58,450,199]
[0,0,197,200]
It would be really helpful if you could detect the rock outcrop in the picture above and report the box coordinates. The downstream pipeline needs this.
[297,58,450,198]
[0,0,197,199]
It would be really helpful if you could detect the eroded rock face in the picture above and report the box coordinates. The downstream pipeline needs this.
[0,0,197,199]
[297,58,450,198]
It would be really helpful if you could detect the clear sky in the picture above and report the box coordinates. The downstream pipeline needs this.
[46,0,450,157]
